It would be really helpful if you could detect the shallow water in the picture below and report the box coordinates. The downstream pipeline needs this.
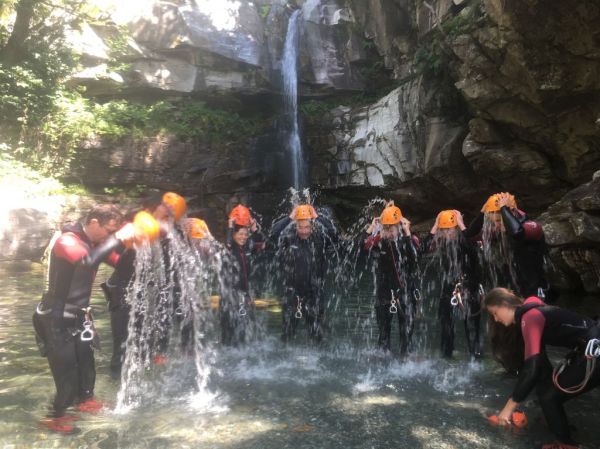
[1,262,599,449]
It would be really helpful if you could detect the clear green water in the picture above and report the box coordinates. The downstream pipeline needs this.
[1,262,599,449]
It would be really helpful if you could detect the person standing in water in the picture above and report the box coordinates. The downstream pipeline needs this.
[220,204,265,345]
[465,192,551,301]
[422,210,482,358]
[32,205,140,433]
[100,196,166,380]
[484,287,600,449]
[363,201,420,355]
[271,204,338,343]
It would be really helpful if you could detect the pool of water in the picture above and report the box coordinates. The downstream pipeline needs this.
[1,262,599,449]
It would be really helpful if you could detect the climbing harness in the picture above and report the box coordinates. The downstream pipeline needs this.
[389,291,398,314]
[552,338,600,394]
[295,297,303,319]
[80,307,95,342]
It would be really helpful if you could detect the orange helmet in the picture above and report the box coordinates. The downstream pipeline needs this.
[380,205,403,225]
[133,211,161,243]
[438,210,458,229]
[162,192,187,221]
[294,204,318,220]
[482,194,501,213]
[185,218,210,240]
[229,204,252,227]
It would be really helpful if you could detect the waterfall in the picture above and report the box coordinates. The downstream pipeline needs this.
[282,9,304,189]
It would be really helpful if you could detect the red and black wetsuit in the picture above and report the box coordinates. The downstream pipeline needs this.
[513,297,600,444]
[363,232,420,353]
[33,223,121,417]
[220,228,265,345]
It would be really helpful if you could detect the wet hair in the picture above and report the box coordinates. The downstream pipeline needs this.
[484,288,524,374]
[233,224,249,234]
[85,204,122,226]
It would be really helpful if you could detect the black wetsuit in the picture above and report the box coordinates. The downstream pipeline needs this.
[32,223,122,417]
[363,232,420,353]
[101,247,135,379]
[465,210,549,299]
[513,297,600,445]
[271,216,337,342]
[422,232,482,357]
[220,229,264,345]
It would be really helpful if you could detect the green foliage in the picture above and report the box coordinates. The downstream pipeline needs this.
[0,149,79,196]
[16,95,264,176]
[258,4,271,19]
[105,25,133,73]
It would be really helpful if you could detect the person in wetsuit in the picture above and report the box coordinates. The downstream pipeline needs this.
[363,202,420,354]
[422,210,482,358]
[464,192,551,301]
[271,204,337,343]
[484,288,600,449]
[32,205,136,433]
[220,204,265,346]
[100,196,165,379]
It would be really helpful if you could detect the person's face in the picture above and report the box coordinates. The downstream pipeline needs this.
[296,219,312,240]
[233,227,249,247]
[381,224,399,240]
[486,305,515,327]
[87,218,119,244]
[438,228,458,240]
[485,212,504,232]
[153,204,170,221]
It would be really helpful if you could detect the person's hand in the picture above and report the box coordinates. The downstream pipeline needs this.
[115,223,135,242]
[250,218,258,233]
[454,210,466,231]
[366,217,380,234]
[400,217,411,236]
[228,217,235,228]
[430,213,440,235]
[497,192,512,209]
[498,399,518,427]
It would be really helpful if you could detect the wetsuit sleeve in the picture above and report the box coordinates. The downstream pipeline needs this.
[53,233,89,263]
[316,215,338,243]
[80,235,124,268]
[500,207,523,237]
[105,251,121,267]
[271,216,291,239]
[226,227,234,248]
[252,231,266,252]
[463,212,484,239]
[363,232,381,251]
[512,309,546,402]
[420,234,433,255]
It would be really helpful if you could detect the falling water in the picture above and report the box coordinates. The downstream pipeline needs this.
[282,9,304,189]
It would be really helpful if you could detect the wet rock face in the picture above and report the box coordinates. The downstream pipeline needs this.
[539,172,600,293]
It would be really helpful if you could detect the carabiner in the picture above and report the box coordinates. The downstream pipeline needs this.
[295,297,303,319]
[174,306,184,316]
[36,302,52,316]
[389,299,398,314]
[537,287,546,299]
[239,306,247,317]
[413,289,422,302]
[450,294,460,307]
[80,321,94,341]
